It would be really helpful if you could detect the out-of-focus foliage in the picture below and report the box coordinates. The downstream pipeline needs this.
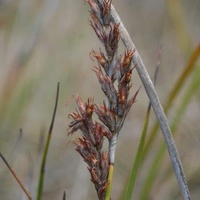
[0,0,200,200]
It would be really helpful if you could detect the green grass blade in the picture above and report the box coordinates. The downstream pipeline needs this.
[122,60,160,200]
[142,43,200,164]
[140,64,200,199]
[122,107,151,200]
[166,0,192,55]
[36,82,60,200]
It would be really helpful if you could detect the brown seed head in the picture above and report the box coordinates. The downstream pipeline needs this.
[122,48,135,69]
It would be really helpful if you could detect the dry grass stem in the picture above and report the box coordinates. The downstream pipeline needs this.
[110,3,190,200]
[0,152,32,200]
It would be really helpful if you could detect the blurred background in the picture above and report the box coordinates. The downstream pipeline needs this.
[0,0,200,199]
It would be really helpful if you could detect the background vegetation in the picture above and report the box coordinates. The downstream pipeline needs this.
[0,0,200,199]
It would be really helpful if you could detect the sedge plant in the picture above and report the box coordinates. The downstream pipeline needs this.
[68,0,190,200]
[67,1,139,199]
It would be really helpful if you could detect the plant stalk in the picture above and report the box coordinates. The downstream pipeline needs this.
[105,164,114,200]
[110,4,190,200]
